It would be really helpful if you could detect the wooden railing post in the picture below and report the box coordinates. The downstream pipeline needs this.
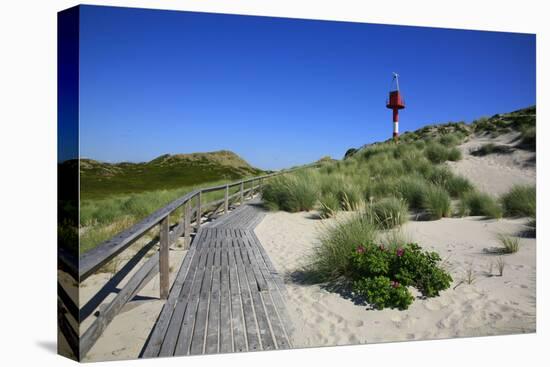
[224,184,229,214]
[196,191,202,229]
[240,182,244,205]
[159,216,169,299]
[183,200,191,249]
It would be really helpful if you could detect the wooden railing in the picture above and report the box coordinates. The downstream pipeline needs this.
[58,166,310,359]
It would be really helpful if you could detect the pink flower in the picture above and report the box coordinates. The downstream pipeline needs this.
[356,245,365,254]
[396,248,405,257]
[390,281,400,288]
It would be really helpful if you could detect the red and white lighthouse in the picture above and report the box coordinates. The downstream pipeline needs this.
[386,72,405,141]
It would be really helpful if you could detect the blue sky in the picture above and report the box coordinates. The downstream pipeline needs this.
[78,5,535,170]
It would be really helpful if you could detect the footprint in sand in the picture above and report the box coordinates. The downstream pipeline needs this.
[353,320,364,327]
[424,301,442,311]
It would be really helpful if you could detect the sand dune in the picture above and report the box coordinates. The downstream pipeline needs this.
[255,135,536,348]
[255,211,535,348]
[447,133,535,195]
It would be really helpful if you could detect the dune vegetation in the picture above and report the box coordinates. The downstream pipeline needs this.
[260,107,536,309]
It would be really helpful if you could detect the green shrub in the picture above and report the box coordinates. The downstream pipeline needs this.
[366,197,409,229]
[500,185,536,217]
[423,186,451,219]
[353,276,413,310]
[349,242,452,309]
[390,243,453,297]
[460,191,502,218]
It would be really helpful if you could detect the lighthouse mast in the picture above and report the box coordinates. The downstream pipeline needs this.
[386,72,405,142]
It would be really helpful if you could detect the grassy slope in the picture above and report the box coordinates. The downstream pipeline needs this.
[75,150,265,253]
[76,150,264,200]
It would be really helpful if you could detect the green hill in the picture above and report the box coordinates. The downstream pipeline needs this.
[346,106,535,158]
[73,150,264,200]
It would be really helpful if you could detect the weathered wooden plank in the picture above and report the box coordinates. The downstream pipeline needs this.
[154,245,201,357]
[159,217,170,299]
[219,248,232,353]
[205,259,221,354]
[241,232,290,349]
[196,191,202,229]
[183,201,192,249]
[241,232,268,292]
[190,250,214,355]
[173,250,209,356]
[57,282,78,322]
[233,241,261,351]
[246,231,294,341]
[227,248,247,352]
[238,241,275,350]
[58,299,79,359]
[81,253,159,358]
[224,185,229,214]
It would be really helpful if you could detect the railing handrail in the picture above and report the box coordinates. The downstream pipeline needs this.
[77,168,298,280]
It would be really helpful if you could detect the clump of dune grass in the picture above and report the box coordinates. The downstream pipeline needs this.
[338,183,363,211]
[447,147,462,161]
[394,175,427,210]
[444,175,473,198]
[471,143,513,156]
[425,142,449,164]
[497,234,520,254]
[262,171,319,212]
[422,186,451,220]
[438,133,463,146]
[304,214,377,282]
[318,192,340,218]
[365,197,409,229]
[459,191,502,218]
[496,257,506,276]
[500,185,536,217]
[519,126,536,151]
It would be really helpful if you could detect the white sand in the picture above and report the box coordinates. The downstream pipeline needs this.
[255,135,536,348]
[255,211,535,348]
[446,133,535,196]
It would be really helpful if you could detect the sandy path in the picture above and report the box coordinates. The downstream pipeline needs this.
[255,211,535,348]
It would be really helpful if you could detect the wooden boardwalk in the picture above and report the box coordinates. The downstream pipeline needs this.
[141,201,293,357]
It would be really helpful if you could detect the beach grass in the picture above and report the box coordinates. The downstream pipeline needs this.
[497,234,520,254]
[422,186,452,220]
[500,185,536,217]
[365,197,409,229]
[459,191,503,218]
[305,214,378,282]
